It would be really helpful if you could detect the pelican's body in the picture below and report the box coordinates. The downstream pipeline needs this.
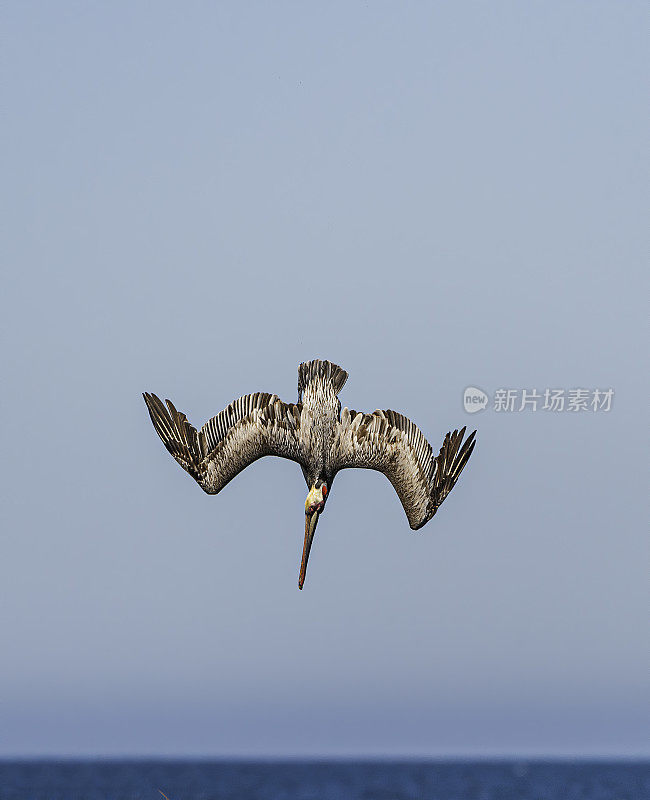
[144,359,476,588]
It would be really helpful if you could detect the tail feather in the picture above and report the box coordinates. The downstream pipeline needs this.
[298,359,348,402]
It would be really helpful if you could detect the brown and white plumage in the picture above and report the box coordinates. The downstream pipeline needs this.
[333,408,475,530]
[143,359,476,587]
[143,391,305,494]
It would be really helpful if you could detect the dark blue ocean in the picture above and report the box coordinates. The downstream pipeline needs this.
[0,760,647,800]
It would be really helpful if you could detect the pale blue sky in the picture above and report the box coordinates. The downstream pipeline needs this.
[2,1,647,756]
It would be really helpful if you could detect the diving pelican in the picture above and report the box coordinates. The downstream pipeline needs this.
[143,359,476,589]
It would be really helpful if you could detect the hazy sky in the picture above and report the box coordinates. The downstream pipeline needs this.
[3,2,647,757]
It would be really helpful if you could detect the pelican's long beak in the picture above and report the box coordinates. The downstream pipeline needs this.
[299,509,319,590]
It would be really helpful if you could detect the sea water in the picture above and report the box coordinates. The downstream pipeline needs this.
[0,759,647,800]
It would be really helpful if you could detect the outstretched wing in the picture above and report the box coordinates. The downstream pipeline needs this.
[333,408,476,529]
[143,391,305,494]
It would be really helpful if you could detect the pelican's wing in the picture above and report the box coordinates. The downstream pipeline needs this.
[333,408,476,529]
[143,391,305,494]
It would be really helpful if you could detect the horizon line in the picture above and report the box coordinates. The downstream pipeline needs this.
[2,752,648,762]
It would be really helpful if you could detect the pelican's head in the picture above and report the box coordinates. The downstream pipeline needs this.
[299,479,328,590]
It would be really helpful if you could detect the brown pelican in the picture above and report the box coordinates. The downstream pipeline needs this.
[143,359,476,589]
